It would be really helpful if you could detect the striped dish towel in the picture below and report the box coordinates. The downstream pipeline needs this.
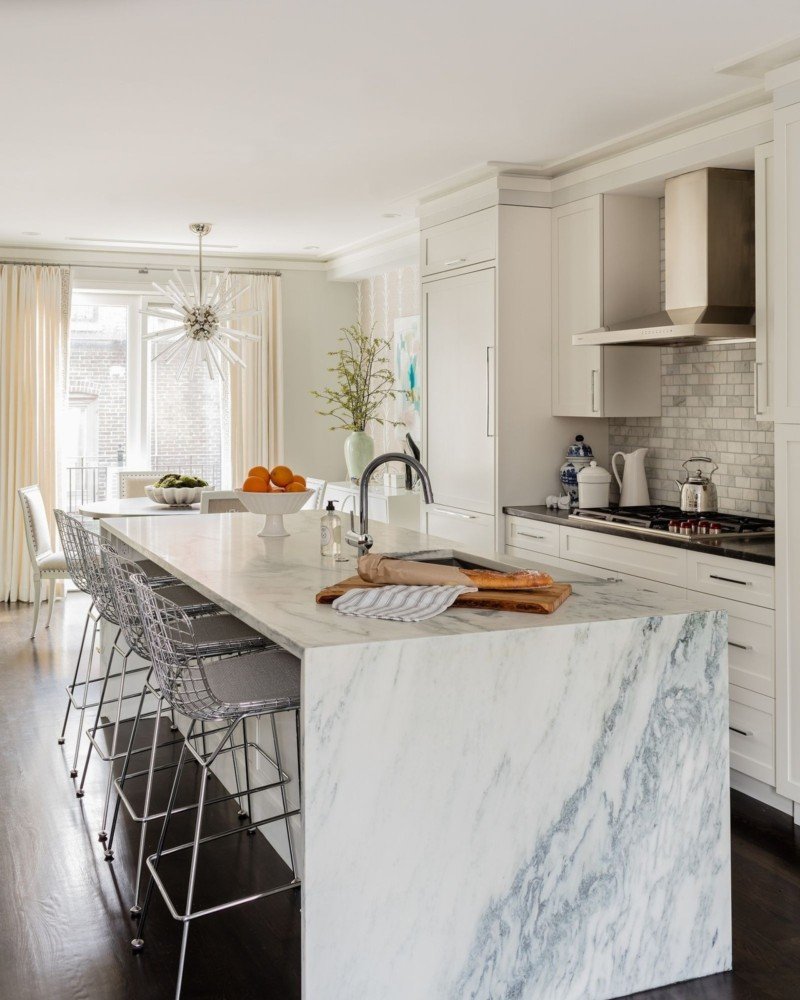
[332,584,477,622]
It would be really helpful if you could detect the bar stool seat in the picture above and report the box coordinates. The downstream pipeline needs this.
[133,558,177,587]
[204,648,300,709]
[156,583,218,616]
[192,616,275,656]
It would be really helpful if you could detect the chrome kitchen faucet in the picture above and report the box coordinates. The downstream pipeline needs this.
[345,452,434,555]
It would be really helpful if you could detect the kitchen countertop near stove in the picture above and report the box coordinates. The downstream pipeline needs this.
[503,505,775,566]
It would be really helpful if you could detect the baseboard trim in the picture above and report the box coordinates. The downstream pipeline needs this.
[731,769,794,816]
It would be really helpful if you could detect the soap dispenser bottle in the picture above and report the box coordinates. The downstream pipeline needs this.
[320,500,341,557]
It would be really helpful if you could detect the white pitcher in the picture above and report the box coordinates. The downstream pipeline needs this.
[611,448,650,507]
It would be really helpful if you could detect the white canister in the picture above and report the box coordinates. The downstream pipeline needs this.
[577,461,612,508]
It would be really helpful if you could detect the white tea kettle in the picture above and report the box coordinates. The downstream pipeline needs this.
[611,448,650,507]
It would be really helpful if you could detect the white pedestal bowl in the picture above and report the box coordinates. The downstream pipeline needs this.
[235,489,314,537]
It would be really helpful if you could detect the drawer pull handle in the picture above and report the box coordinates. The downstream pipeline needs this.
[444,257,467,267]
[435,509,476,520]
[517,531,546,540]
[728,640,753,652]
[710,574,749,587]
[729,725,754,737]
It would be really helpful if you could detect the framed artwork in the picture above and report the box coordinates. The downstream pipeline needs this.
[393,315,421,444]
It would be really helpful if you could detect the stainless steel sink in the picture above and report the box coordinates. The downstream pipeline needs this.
[387,548,515,573]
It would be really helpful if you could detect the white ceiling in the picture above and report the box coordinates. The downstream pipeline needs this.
[2,0,799,258]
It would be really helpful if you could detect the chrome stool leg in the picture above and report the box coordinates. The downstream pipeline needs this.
[106,680,150,859]
[76,628,121,798]
[271,712,297,875]
[58,602,93,745]
[132,721,197,946]
[129,692,165,909]
[99,644,135,846]
[70,616,99,778]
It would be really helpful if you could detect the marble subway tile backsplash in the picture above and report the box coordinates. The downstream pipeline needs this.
[608,343,774,516]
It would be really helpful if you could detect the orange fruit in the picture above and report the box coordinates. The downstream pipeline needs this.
[270,465,294,488]
[291,474,306,488]
[247,465,270,482]
[286,482,306,492]
[242,475,268,493]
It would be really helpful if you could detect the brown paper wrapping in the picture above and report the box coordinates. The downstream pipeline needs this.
[357,554,472,587]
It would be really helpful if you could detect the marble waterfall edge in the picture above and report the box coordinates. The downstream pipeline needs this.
[301,610,731,1000]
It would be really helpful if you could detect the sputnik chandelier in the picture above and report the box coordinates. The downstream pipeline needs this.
[142,223,258,380]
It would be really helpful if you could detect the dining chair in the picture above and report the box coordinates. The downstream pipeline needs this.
[17,486,71,637]
[199,490,247,514]
[115,471,167,499]
[303,477,327,510]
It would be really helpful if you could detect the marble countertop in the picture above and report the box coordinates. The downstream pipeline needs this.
[79,496,199,518]
[504,504,775,565]
[101,510,719,655]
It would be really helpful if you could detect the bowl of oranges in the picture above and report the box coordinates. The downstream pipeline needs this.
[235,465,313,537]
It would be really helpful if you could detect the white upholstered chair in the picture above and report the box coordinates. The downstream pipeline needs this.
[303,478,327,510]
[17,485,71,637]
[199,490,247,514]
[114,470,166,499]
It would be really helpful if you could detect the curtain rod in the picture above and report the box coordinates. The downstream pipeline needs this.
[0,259,282,276]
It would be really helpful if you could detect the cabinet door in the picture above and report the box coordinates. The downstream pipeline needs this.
[772,104,800,422]
[421,209,497,277]
[755,141,774,420]
[551,196,604,416]
[425,507,496,555]
[775,424,800,801]
[424,268,495,514]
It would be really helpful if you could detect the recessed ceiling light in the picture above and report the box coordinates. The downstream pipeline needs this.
[382,213,401,219]
[303,244,320,251]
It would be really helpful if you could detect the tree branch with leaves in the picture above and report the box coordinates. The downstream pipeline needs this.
[311,323,407,432]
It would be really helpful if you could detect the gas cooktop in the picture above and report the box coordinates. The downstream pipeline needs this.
[569,505,774,541]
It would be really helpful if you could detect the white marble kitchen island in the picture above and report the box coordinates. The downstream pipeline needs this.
[101,510,731,1000]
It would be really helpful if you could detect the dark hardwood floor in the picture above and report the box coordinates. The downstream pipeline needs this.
[3,594,800,999]
[0,593,300,1000]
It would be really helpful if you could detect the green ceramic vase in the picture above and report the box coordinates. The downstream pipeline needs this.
[344,430,375,483]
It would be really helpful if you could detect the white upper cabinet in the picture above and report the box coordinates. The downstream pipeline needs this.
[421,208,497,277]
[551,194,662,418]
[755,141,774,421]
[772,103,800,423]
[424,267,496,515]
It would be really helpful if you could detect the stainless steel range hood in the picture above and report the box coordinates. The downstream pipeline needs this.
[573,168,755,347]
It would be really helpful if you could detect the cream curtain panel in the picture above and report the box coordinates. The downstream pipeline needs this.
[0,264,71,603]
[228,273,283,485]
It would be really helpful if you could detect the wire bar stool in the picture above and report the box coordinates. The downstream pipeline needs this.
[99,544,273,907]
[130,575,301,1000]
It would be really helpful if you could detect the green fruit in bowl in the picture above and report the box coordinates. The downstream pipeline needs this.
[154,473,208,489]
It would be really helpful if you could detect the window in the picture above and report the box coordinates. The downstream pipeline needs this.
[62,292,230,509]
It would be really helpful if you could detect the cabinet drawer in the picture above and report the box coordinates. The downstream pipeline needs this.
[729,684,775,785]
[686,552,774,609]
[421,209,497,276]
[559,526,687,588]
[504,516,559,558]
[425,507,495,555]
[696,595,774,697]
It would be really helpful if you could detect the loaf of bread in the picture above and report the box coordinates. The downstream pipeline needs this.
[462,568,553,590]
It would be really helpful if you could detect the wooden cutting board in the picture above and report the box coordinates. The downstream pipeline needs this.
[316,576,572,615]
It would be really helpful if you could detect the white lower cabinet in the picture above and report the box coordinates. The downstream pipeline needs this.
[426,506,495,555]
[505,514,776,790]
[729,685,776,785]
[559,525,687,588]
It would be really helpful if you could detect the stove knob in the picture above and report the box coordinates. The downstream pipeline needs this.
[668,519,680,533]
[709,523,722,535]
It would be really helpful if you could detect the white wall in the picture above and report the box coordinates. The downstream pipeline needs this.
[281,269,358,482]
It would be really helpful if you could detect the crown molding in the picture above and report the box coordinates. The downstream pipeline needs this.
[717,34,800,80]
[325,224,419,281]
[0,242,325,272]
